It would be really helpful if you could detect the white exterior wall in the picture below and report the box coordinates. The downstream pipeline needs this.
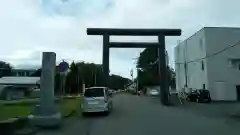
[175,27,240,101]
[204,27,240,101]
[175,29,208,93]
[174,43,185,92]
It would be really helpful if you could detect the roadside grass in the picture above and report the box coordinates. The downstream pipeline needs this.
[58,97,82,117]
[0,97,81,121]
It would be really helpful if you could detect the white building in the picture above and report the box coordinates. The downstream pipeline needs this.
[0,77,40,100]
[175,27,240,101]
[11,69,37,77]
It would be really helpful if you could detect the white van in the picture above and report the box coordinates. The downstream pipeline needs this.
[81,87,113,115]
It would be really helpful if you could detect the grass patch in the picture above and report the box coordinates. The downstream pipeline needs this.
[0,105,31,121]
[0,97,81,121]
[57,98,81,117]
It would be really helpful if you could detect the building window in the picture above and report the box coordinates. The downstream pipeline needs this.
[199,39,203,49]
[201,61,204,71]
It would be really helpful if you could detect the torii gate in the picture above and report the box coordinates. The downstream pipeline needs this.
[87,28,181,105]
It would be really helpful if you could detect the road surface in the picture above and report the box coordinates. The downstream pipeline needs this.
[37,94,240,135]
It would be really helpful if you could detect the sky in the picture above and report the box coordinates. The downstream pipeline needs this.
[0,0,240,78]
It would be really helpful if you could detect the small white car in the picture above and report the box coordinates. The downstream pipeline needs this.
[81,87,113,115]
[149,89,159,96]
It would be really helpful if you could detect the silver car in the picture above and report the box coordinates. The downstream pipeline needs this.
[82,87,113,115]
[149,89,159,96]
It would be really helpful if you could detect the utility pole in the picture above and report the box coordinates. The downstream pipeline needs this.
[184,40,188,89]
[136,68,139,92]
[130,69,134,92]
[130,69,133,83]
[94,71,97,86]
[132,58,138,92]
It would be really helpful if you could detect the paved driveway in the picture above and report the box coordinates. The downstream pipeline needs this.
[37,94,240,135]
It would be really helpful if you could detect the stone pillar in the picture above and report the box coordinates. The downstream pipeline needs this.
[40,52,55,109]
[28,52,61,127]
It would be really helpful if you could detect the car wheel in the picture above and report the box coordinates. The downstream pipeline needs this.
[104,110,110,116]
[207,98,211,103]
[109,102,113,112]
[104,105,111,116]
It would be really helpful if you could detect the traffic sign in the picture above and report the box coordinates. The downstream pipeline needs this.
[59,61,69,73]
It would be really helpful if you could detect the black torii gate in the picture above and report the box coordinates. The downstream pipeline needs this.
[87,28,181,105]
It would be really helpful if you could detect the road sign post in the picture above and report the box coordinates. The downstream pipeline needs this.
[59,60,69,97]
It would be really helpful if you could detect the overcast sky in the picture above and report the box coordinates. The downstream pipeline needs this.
[0,0,240,78]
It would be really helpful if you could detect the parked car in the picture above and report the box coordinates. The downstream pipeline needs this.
[188,89,211,103]
[149,89,159,96]
[109,89,114,94]
[81,87,113,115]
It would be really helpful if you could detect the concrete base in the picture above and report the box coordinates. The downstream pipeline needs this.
[28,112,62,128]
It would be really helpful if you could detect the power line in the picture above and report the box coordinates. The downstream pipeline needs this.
[175,40,240,64]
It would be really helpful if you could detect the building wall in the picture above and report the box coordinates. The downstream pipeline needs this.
[11,69,36,77]
[175,29,208,93]
[204,27,240,101]
[175,27,240,101]
[174,44,184,91]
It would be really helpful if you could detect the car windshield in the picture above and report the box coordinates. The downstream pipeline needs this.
[84,88,104,97]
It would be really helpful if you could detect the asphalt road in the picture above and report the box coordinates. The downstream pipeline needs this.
[37,93,240,135]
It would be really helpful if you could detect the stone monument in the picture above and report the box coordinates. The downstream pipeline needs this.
[28,52,61,127]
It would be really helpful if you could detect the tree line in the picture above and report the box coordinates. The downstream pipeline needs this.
[0,61,131,95]
[1,47,177,93]
[0,61,12,77]
[31,61,131,94]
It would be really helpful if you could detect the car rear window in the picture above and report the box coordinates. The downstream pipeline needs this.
[84,88,105,97]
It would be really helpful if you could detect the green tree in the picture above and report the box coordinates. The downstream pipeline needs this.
[168,67,176,88]
[31,69,41,77]
[136,48,175,89]
[73,62,130,91]
[109,74,130,90]
[30,61,131,94]
[65,61,82,94]
[0,61,12,77]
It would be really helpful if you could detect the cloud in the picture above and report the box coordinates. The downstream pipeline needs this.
[1,0,240,78]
